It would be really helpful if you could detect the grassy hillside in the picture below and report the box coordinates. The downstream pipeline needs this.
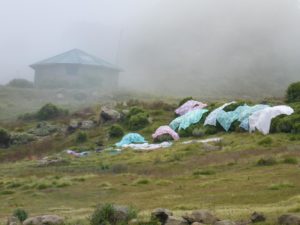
[0,96,299,224]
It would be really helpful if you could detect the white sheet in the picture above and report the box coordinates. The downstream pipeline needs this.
[249,105,294,135]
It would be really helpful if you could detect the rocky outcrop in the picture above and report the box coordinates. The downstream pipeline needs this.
[165,216,189,225]
[23,215,64,225]
[250,212,266,223]
[100,108,120,123]
[278,214,300,225]
[151,208,173,224]
[6,216,20,225]
[214,220,236,225]
[183,210,219,224]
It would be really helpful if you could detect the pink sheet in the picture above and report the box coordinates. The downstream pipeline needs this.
[152,125,180,141]
[175,100,207,116]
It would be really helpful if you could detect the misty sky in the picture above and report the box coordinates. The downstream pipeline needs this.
[0,0,158,83]
[0,0,300,97]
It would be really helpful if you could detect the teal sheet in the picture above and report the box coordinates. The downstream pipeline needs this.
[116,133,146,147]
[170,109,209,130]
[238,104,269,130]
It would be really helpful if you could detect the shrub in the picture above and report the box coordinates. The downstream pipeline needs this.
[13,208,28,222]
[193,169,216,176]
[271,114,300,134]
[286,81,300,102]
[7,79,34,88]
[109,125,124,138]
[89,203,137,225]
[154,134,173,143]
[192,128,205,137]
[283,157,298,165]
[127,107,146,118]
[178,97,193,106]
[76,131,88,143]
[223,101,245,112]
[257,157,277,166]
[36,103,68,120]
[128,113,149,130]
[204,125,220,135]
[0,128,11,147]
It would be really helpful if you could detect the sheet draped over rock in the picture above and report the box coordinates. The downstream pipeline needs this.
[204,101,236,126]
[121,142,172,151]
[170,109,209,131]
[116,133,146,147]
[249,105,294,135]
[152,125,180,141]
[175,100,207,116]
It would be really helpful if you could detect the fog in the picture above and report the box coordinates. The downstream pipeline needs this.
[1,0,300,97]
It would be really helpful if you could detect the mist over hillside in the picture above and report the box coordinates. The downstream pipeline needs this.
[0,0,299,98]
[122,0,300,97]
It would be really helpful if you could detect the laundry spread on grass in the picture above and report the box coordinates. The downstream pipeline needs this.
[66,150,90,157]
[182,137,222,145]
[115,133,147,147]
[170,109,209,130]
[249,105,294,135]
[152,125,180,141]
[175,100,207,116]
[121,142,172,151]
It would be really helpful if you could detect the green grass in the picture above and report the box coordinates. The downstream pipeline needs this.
[0,91,300,224]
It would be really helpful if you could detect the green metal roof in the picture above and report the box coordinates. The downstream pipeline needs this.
[30,49,121,71]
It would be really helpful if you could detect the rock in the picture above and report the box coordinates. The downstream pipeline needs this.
[183,210,218,224]
[250,212,266,223]
[165,216,189,225]
[151,208,173,224]
[113,205,132,222]
[278,214,300,225]
[6,216,20,225]
[23,215,64,225]
[100,108,121,123]
[67,120,80,133]
[214,220,236,225]
[192,223,205,225]
[81,120,95,129]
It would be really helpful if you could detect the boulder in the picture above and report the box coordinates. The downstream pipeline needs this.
[23,215,64,225]
[192,223,205,225]
[151,208,173,224]
[183,210,218,224]
[214,220,236,225]
[100,108,121,123]
[81,120,95,129]
[6,216,20,225]
[113,205,132,222]
[165,216,189,225]
[278,214,300,225]
[250,212,266,223]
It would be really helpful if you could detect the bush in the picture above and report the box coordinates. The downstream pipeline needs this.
[283,157,298,165]
[128,113,149,131]
[109,125,124,138]
[257,157,277,166]
[76,131,88,143]
[154,134,173,143]
[271,114,300,134]
[89,203,137,225]
[178,97,193,107]
[7,79,34,88]
[223,101,245,112]
[127,107,146,118]
[286,81,300,102]
[0,128,11,147]
[192,128,205,137]
[36,103,68,120]
[13,208,28,222]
